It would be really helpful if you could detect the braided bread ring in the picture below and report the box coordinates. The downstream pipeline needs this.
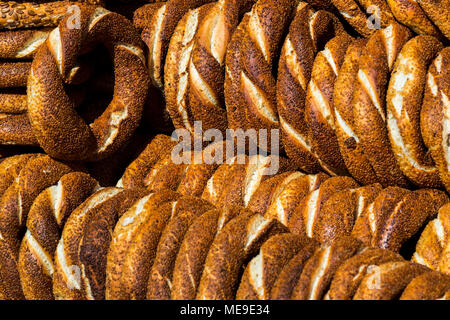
[386,0,444,38]
[353,24,412,187]
[237,0,298,147]
[421,47,450,193]
[305,33,353,176]
[0,1,82,30]
[334,38,378,185]
[28,7,148,161]
[187,0,256,134]
[0,29,49,59]
[386,35,443,187]
[196,212,288,299]
[400,271,450,300]
[0,155,72,299]
[326,248,404,300]
[291,236,362,300]
[18,172,99,300]
[171,206,245,300]
[277,4,345,173]
[353,261,429,300]
[147,197,214,299]
[269,241,318,300]
[141,0,215,89]
[105,190,180,300]
[236,233,308,300]
[164,3,215,134]
[417,0,450,40]
[52,188,146,300]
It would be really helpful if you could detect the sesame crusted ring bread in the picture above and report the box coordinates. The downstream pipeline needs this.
[291,236,363,300]
[421,47,450,193]
[52,187,147,300]
[27,6,149,161]
[117,135,177,189]
[171,206,247,300]
[234,0,298,149]
[236,233,310,300]
[0,153,38,197]
[264,173,330,226]
[0,113,37,146]
[400,271,450,300]
[326,247,404,300]
[18,172,100,300]
[386,0,445,39]
[0,61,30,87]
[0,29,50,59]
[417,0,450,41]
[140,0,215,90]
[288,176,359,237]
[314,183,383,245]
[0,1,84,30]
[105,190,181,300]
[412,202,450,273]
[352,24,412,187]
[330,0,396,37]
[164,2,216,134]
[305,33,353,176]
[196,212,288,299]
[333,38,377,185]
[132,2,166,31]
[0,89,27,113]
[0,155,73,299]
[277,3,344,173]
[146,197,214,299]
[386,35,443,187]
[269,240,319,300]
[353,260,430,300]
[186,0,256,135]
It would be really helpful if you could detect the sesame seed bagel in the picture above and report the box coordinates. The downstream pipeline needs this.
[314,183,383,245]
[305,33,353,176]
[386,35,443,187]
[186,0,256,135]
[352,24,412,187]
[236,233,310,300]
[277,4,344,173]
[105,190,181,300]
[353,261,430,300]
[0,29,50,59]
[326,247,404,300]
[264,173,330,226]
[269,240,319,300]
[420,47,450,193]
[412,202,450,273]
[288,176,359,237]
[400,271,450,300]
[196,212,288,299]
[164,3,216,134]
[386,0,445,39]
[52,187,147,300]
[18,172,100,300]
[146,197,214,299]
[417,0,450,41]
[140,0,215,90]
[236,0,298,149]
[171,206,247,300]
[27,6,149,161]
[291,236,363,300]
[0,155,73,299]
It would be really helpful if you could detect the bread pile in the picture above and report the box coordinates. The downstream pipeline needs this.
[0,0,448,300]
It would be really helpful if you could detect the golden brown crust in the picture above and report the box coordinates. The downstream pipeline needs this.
[0,89,27,114]
[0,113,38,146]
[0,29,50,59]
[417,0,450,40]
[400,271,450,300]
[327,247,404,300]
[0,61,30,87]
[386,36,443,187]
[28,6,148,161]
[353,24,412,187]
[18,172,99,300]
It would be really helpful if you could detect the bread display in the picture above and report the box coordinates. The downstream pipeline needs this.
[0,0,448,301]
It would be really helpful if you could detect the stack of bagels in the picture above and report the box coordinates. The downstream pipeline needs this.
[0,0,448,300]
